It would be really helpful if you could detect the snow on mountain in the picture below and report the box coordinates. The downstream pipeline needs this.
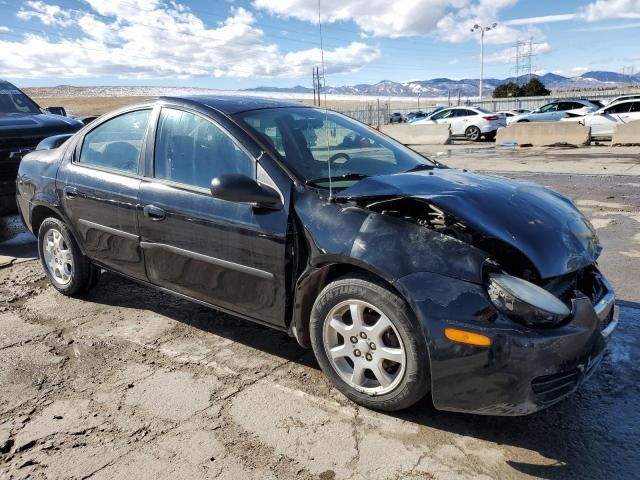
[246,71,640,98]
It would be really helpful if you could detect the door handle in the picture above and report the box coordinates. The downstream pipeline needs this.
[63,186,78,199]
[143,205,166,221]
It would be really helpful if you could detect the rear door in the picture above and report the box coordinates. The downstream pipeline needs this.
[451,109,476,135]
[57,108,152,280]
[137,106,290,326]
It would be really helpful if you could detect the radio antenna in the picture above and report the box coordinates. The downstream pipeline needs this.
[317,0,333,200]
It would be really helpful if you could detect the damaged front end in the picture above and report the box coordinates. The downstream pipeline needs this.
[330,169,616,414]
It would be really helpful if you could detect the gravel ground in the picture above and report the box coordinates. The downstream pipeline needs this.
[0,166,639,479]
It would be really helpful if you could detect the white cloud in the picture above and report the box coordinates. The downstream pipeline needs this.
[252,0,527,44]
[582,0,640,21]
[16,0,74,26]
[483,41,551,64]
[3,1,380,79]
[0,26,9,32]
[504,14,578,26]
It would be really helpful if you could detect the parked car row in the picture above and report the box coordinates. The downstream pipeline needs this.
[561,99,640,136]
[507,99,604,124]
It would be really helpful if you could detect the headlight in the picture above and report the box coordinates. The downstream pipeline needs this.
[487,273,571,326]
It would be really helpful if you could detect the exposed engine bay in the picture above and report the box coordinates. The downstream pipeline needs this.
[352,196,606,309]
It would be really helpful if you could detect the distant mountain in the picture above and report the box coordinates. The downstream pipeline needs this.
[244,71,640,98]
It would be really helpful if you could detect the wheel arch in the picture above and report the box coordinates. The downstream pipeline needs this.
[30,204,86,256]
[290,259,420,349]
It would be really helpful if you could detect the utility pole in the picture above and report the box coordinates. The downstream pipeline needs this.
[471,23,497,101]
[312,68,317,106]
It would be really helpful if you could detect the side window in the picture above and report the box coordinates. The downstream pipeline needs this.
[540,103,558,113]
[432,109,453,120]
[456,109,475,117]
[605,103,632,114]
[630,102,640,113]
[79,110,150,173]
[154,108,254,189]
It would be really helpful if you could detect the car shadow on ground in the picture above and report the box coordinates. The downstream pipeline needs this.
[80,272,637,480]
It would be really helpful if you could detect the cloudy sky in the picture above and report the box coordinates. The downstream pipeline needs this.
[1,0,639,88]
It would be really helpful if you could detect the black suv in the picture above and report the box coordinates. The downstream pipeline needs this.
[1,80,83,213]
[17,96,617,414]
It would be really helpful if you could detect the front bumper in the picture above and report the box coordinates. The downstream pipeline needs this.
[395,270,617,416]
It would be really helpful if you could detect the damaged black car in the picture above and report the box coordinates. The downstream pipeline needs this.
[16,97,617,415]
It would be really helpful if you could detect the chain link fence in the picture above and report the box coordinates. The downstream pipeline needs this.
[332,87,640,123]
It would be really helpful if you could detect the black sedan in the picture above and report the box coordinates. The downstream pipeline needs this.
[16,96,617,414]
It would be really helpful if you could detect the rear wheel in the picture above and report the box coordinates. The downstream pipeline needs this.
[465,125,481,142]
[38,217,95,296]
[310,275,430,411]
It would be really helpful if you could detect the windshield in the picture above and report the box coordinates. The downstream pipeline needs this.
[237,107,437,188]
[0,85,41,115]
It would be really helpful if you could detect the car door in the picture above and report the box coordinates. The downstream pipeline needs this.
[427,109,454,128]
[57,108,152,280]
[137,106,290,326]
[534,103,558,121]
[592,102,632,136]
[452,109,476,134]
[621,101,640,125]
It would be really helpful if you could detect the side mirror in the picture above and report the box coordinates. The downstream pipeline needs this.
[210,174,282,210]
[45,106,67,116]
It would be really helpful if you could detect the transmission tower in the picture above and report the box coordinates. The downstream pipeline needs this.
[513,39,535,85]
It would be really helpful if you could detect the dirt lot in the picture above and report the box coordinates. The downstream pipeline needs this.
[1,158,639,478]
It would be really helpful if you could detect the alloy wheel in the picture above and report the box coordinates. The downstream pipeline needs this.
[323,299,406,395]
[466,126,481,141]
[42,228,74,285]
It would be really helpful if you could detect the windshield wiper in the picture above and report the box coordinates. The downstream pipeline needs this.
[404,163,437,173]
[305,172,370,187]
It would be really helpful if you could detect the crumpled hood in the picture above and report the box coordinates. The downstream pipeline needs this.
[338,169,600,279]
[0,113,83,138]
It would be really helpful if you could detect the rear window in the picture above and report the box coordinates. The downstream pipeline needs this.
[0,85,41,115]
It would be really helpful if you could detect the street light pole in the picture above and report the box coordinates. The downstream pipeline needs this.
[471,23,497,101]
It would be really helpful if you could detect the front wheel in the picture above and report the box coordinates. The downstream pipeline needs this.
[310,275,430,411]
[465,125,481,142]
[38,217,98,296]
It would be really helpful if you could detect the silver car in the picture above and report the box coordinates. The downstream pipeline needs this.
[508,100,602,124]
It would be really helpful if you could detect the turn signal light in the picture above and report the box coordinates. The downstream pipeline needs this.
[444,328,491,347]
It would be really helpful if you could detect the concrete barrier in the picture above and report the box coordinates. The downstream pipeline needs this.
[496,122,591,146]
[380,124,451,145]
[612,120,640,146]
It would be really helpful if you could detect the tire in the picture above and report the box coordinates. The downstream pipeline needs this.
[465,125,481,142]
[38,217,94,296]
[310,274,430,411]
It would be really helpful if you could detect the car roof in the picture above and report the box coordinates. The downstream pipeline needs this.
[0,79,18,89]
[160,95,311,115]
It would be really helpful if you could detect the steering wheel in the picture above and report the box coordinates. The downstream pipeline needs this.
[329,152,352,168]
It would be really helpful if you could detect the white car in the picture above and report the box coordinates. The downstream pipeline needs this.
[412,106,505,141]
[606,94,640,105]
[508,100,602,124]
[561,99,640,137]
